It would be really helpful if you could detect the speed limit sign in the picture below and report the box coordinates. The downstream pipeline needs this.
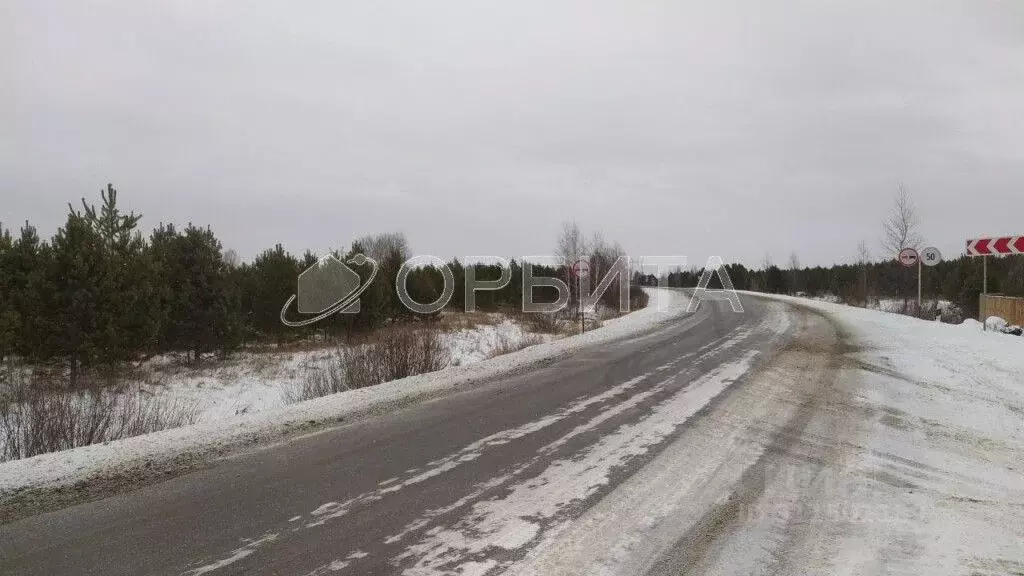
[921,246,942,267]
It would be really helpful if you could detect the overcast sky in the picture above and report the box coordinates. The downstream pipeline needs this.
[3,0,1023,267]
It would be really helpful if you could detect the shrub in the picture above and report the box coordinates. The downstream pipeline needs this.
[629,285,650,311]
[341,326,450,390]
[520,312,561,334]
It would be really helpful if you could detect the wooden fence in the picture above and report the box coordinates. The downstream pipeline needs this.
[980,294,1024,326]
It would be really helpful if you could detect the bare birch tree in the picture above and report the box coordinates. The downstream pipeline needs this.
[588,231,624,282]
[882,184,922,257]
[856,240,872,305]
[556,221,588,270]
[788,251,801,294]
[355,232,410,264]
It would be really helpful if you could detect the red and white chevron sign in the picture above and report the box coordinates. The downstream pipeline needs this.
[966,236,1024,256]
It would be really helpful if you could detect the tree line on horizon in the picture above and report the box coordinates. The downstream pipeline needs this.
[0,186,649,387]
[657,254,1023,319]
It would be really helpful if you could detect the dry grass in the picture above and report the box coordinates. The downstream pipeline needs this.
[0,367,197,462]
[287,326,451,402]
[285,352,349,403]
[516,311,563,334]
[486,331,544,359]
[439,310,505,332]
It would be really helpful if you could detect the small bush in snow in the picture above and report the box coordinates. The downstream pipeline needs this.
[341,326,451,390]
[938,305,965,325]
[519,312,561,334]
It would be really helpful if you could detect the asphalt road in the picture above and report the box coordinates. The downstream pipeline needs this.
[0,295,838,576]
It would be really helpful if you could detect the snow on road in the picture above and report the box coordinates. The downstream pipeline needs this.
[0,288,691,496]
[502,295,1024,576]
[770,296,1024,575]
[237,307,790,576]
[395,350,763,576]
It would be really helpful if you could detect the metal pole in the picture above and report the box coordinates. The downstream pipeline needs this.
[917,258,922,313]
[983,255,988,295]
[578,273,584,334]
[982,255,988,329]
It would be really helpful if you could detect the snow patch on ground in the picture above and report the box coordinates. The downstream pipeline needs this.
[137,350,333,422]
[811,294,962,319]
[442,319,557,367]
[126,318,553,424]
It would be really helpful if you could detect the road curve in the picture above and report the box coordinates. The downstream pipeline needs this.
[0,295,838,576]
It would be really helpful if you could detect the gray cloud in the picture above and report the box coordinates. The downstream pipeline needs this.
[3,0,1023,266]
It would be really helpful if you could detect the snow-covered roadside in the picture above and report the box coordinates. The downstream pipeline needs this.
[137,350,334,422]
[130,318,555,424]
[442,318,558,367]
[0,288,690,496]
[748,293,1024,573]
[811,294,964,319]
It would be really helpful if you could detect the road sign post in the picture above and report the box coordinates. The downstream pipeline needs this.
[571,259,590,334]
[919,247,942,314]
[966,236,1024,326]
[898,248,920,311]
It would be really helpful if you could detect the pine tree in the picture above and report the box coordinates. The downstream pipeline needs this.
[250,244,301,342]
[150,224,237,362]
[0,224,16,363]
[5,223,53,361]
[149,223,182,352]
[49,210,108,387]
[181,226,234,361]
[79,184,158,362]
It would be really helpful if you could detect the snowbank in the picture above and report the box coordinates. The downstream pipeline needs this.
[747,292,1024,572]
[985,315,1009,331]
[0,289,691,494]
